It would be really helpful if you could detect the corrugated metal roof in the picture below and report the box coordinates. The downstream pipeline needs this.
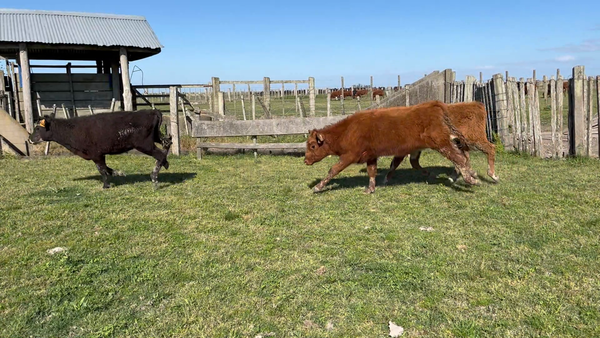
[0,9,163,49]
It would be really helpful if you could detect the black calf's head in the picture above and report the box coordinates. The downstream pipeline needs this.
[29,116,53,144]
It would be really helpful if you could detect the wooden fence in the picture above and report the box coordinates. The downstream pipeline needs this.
[443,66,599,158]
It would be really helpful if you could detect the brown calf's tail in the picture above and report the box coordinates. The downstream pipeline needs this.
[441,112,473,152]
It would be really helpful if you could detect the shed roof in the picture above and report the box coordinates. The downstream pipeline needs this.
[0,9,162,61]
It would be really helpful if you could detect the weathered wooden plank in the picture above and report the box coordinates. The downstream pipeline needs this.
[31,73,111,83]
[192,116,347,138]
[36,91,114,101]
[197,142,306,150]
[31,82,111,92]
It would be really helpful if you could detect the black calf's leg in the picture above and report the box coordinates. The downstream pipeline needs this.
[135,142,170,189]
[93,156,111,189]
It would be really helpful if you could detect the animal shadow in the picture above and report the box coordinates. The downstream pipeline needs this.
[74,172,196,189]
[309,166,474,193]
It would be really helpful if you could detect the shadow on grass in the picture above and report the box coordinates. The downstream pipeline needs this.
[308,166,477,193]
[74,172,197,188]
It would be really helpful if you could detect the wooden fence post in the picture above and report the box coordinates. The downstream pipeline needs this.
[569,66,586,156]
[465,76,475,102]
[405,84,410,106]
[597,76,600,157]
[218,92,225,117]
[550,76,558,157]
[251,93,256,120]
[169,86,180,156]
[308,77,315,116]
[211,77,220,113]
[263,77,271,112]
[556,75,564,157]
[519,78,528,153]
[326,92,331,117]
[492,74,511,148]
[369,76,374,101]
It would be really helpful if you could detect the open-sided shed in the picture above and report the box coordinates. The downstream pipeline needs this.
[0,9,162,132]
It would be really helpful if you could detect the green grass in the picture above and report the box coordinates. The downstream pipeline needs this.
[1,151,600,337]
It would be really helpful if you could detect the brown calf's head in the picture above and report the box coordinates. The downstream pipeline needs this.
[28,116,54,144]
[304,129,330,165]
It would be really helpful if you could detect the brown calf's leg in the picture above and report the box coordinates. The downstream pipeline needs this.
[478,141,498,181]
[437,145,480,186]
[383,156,404,185]
[365,158,377,194]
[313,155,356,193]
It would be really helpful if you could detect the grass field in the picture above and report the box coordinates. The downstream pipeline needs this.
[1,150,600,337]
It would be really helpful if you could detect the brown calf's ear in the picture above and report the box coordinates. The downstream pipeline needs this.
[316,133,325,145]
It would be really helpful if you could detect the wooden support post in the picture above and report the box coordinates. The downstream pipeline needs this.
[297,96,303,117]
[356,96,361,111]
[444,69,454,103]
[294,82,299,114]
[326,92,331,117]
[44,105,57,155]
[66,63,77,116]
[281,83,285,116]
[376,95,381,106]
[251,93,256,120]
[0,70,5,111]
[241,96,247,121]
[18,43,34,133]
[211,77,220,113]
[405,85,410,106]
[169,86,180,156]
[263,77,271,112]
[397,75,401,89]
[227,88,231,102]
[119,48,133,111]
[308,77,315,116]
[96,60,103,74]
[232,84,236,100]
[542,75,548,99]
[369,76,374,100]
[110,61,121,110]
[569,66,586,156]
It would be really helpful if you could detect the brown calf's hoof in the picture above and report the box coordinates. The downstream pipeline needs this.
[313,186,322,193]
[364,187,375,194]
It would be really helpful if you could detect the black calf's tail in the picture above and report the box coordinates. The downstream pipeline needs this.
[152,109,171,145]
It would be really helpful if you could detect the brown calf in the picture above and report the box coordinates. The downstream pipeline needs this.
[304,101,479,194]
[384,101,498,184]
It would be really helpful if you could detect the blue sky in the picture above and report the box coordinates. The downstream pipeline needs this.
[4,0,600,89]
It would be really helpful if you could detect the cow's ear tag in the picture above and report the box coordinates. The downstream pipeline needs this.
[39,119,46,128]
